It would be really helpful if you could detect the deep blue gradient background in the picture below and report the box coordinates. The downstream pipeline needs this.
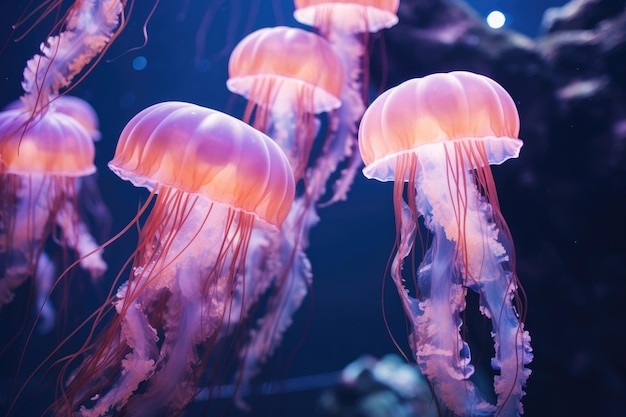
[4,1,618,417]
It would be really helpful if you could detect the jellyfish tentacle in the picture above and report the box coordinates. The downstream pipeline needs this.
[34,251,57,334]
[314,33,365,206]
[413,142,530,416]
[388,170,496,415]
[76,283,159,417]
[0,265,29,306]
[124,200,249,415]
[408,229,496,416]
[0,175,55,307]
[124,290,204,416]
[56,196,107,281]
[310,87,361,206]
[21,0,124,111]
[414,233,496,416]
[476,235,533,416]
[235,199,316,405]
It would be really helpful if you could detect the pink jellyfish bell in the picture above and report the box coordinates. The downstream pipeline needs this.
[51,95,102,141]
[0,109,95,176]
[359,71,532,416]
[60,101,294,417]
[5,96,102,141]
[294,0,399,35]
[228,25,343,181]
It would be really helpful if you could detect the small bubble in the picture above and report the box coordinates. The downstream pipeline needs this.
[132,56,148,71]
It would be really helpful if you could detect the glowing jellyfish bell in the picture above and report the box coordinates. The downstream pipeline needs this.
[360,71,523,181]
[4,96,102,141]
[109,101,294,228]
[294,0,399,34]
[60,101,294,416]
[50,96,102,141]
[0,110,95,177]
[359,71,532,416]
[227,26,343,180]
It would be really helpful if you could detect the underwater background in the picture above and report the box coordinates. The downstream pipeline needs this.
[0,0,625,416]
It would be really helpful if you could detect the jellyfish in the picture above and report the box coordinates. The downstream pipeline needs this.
[226,25,344,397]
[358,71,533,416]
[293,0,399,206]
[294,0,400,35]
[18,0,125,115]
[227,25,344,181]
[0,0,124,331]
[57,101,294,417]
[0,98,107,334]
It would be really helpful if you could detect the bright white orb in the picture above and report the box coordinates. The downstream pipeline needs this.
[486,10,506,29]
